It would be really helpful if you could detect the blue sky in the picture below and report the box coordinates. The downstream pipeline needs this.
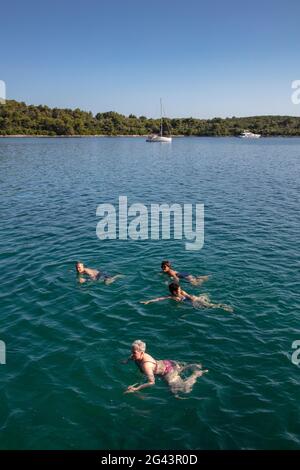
[1,0,300,118]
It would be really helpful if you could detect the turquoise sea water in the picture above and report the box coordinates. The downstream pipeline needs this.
[0,137,299,450]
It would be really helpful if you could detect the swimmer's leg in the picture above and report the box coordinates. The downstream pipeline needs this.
[192,294,212,308]
[165,369,208,394]
[193,294,222,309]
[165,374,186,395]
[202,299,233,313]
[194,297,233,312]
[217,303,234,313]
[190,275,210,286]
[179,363,203,373]
[182,369,208,393]
[104,274,124,285]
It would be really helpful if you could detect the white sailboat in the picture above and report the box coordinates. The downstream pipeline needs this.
[146,99,172,142]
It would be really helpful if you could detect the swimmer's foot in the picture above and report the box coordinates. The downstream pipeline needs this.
[194,370,203,379]
[221,304,234,313]
[196,369,208,377]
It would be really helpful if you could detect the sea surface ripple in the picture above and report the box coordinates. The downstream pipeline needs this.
[0,137,299,449]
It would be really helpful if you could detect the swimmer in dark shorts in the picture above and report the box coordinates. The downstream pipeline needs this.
[123,340,208,395]
[75,262,122,285]
[141,282,233,312]
[161,260,209,286]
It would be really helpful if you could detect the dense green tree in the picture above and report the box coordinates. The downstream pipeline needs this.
[0,100,300,136]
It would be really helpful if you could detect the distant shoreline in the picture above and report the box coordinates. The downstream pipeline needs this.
[0,134,298,138]
[0,134,151,138]
[2,100,300,137]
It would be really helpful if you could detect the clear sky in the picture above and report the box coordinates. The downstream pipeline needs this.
[1,0,300,118]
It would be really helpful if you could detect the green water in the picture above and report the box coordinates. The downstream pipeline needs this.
[0,137,299,449]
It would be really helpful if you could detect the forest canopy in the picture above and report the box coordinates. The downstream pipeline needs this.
[0,100,300,136]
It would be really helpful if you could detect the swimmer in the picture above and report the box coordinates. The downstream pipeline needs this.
[124,340,208,395]
[75,262,122,285]
[161,260,209,286]
[141,282,233,312]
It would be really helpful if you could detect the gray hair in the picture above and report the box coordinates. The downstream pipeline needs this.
[131,340,146,352]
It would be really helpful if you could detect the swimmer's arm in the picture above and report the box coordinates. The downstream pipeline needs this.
[140,296,172,305]
[170,269,180,282]
[77,270,94,283]
[84,268,99,280]
[182,290,195,301]
[125,368,155,393]
[125,379,155,393]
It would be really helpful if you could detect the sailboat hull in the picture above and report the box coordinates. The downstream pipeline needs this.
[146,99,172,142]
[146,135,172,143]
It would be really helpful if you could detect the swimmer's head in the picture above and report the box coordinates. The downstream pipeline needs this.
[75,262,84,274]
[131,340,146,360]
[161,260,172,272]
[169,282,181,296]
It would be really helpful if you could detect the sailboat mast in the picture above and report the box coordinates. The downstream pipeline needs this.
[160,98,163,137]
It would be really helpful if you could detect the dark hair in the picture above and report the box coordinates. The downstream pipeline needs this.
[161,260,172,270]
[169,282,180,296]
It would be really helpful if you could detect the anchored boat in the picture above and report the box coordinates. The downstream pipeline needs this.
[239,130,261,138]
[146,99,172,143]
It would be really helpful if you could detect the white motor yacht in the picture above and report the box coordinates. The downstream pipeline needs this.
[239,130,261,138]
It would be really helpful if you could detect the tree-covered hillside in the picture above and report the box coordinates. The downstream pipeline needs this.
[0,100,300,136]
